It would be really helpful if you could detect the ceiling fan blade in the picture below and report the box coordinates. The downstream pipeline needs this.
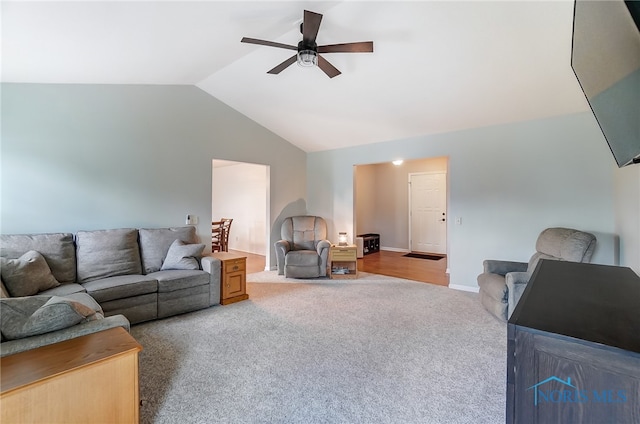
[267,55,297,75]
[318,41,374,54]
[302,10,323,46]
[241,37,297,51]
[317,55,341,78]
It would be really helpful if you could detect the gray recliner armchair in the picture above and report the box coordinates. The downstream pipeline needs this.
[477,227,597,321]
[274,216,331,278]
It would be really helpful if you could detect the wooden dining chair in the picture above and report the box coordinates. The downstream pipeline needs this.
[211,220,225,252]
[221,218,233,252]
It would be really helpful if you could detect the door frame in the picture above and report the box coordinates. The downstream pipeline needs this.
[407,171,448,254]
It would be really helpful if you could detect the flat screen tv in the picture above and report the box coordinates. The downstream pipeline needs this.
[571,0,640,167]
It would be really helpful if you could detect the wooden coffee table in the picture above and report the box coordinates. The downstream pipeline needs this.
[1,327,142,423]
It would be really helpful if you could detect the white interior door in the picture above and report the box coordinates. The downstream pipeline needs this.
[409,172,447,254]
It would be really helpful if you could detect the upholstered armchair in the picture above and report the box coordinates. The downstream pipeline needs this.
[274,216,331,278]
[477,227,597,321]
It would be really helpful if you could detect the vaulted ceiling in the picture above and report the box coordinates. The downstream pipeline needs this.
[2,1,589,152]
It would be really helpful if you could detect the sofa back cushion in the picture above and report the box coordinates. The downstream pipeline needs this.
[76,228,141,283]
[535,227,597,263]
[281,216,327,251]
[0,233,76,284]
[527,227,597,274]
[139,227,198,273]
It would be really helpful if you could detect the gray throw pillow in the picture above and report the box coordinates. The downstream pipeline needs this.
[0,250,60,297]
[139,227,198,273]
[0,295,100,340]
[161,239,205,271]
[63,292,105,317]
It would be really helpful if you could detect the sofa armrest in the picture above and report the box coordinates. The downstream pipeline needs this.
[483,260,528,276]
[201,256,221,306]
[274,240,291,275]
[317,240,331,277]
[0,314,130,358]
[505,271,531,319]
[316,240,331,255]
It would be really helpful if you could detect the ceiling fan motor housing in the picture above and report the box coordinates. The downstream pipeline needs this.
[297,40,317,53]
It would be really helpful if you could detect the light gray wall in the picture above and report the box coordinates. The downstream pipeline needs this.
[614,165,640,274]
[355,157,448,250]
[308,112,619,290]
[1,84,306,269]
[354,164,376,245]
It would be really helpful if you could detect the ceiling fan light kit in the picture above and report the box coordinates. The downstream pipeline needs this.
[241,10,373,78]
[297,50,318,67]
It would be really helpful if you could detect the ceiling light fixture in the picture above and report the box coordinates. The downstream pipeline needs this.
[297,49,318,67]
[392,159,404,166]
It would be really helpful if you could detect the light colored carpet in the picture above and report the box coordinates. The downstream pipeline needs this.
[131,271,507,424]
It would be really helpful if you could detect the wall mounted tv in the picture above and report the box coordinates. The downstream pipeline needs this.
[571,0,640,167]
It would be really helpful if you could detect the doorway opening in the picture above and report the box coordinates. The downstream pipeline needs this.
[212,159,270,272]
[353,156,449,285]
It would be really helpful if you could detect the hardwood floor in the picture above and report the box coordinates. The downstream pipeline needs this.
[228,249,266,274]
[358,250,449,286]
[235,249,449,287]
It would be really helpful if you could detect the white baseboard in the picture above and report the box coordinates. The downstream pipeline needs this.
[380,246,410,253]
[449,284,480,293]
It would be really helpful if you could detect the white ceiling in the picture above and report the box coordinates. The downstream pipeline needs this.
[2,1,590,152]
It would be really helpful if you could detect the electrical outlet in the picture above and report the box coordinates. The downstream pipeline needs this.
[455,217,462,225]
[186,215,198,225]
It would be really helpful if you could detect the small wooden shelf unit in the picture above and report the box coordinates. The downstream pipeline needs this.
[329,244,358,279]
[212,251,249,305]
[1,326,142,424]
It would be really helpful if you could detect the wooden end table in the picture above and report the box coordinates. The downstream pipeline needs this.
[211,251,249,305]
[329,244,358,279]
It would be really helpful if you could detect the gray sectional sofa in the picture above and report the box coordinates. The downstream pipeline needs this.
[1,226,221,356]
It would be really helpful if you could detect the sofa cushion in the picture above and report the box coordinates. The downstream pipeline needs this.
[161,240,205,271]
[285,250,320,267]
[76,228,142,283]
[149,270,210,293]
[39,283,87,297]
[0,251,60,297]
[0,233,76,284]
[0,294,100,341]
[82,274,158,303]
[139,227,198,273]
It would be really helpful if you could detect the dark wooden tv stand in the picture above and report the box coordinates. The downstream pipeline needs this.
[506,260,640,424]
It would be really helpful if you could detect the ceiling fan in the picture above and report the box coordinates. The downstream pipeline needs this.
[241,10,374,78]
